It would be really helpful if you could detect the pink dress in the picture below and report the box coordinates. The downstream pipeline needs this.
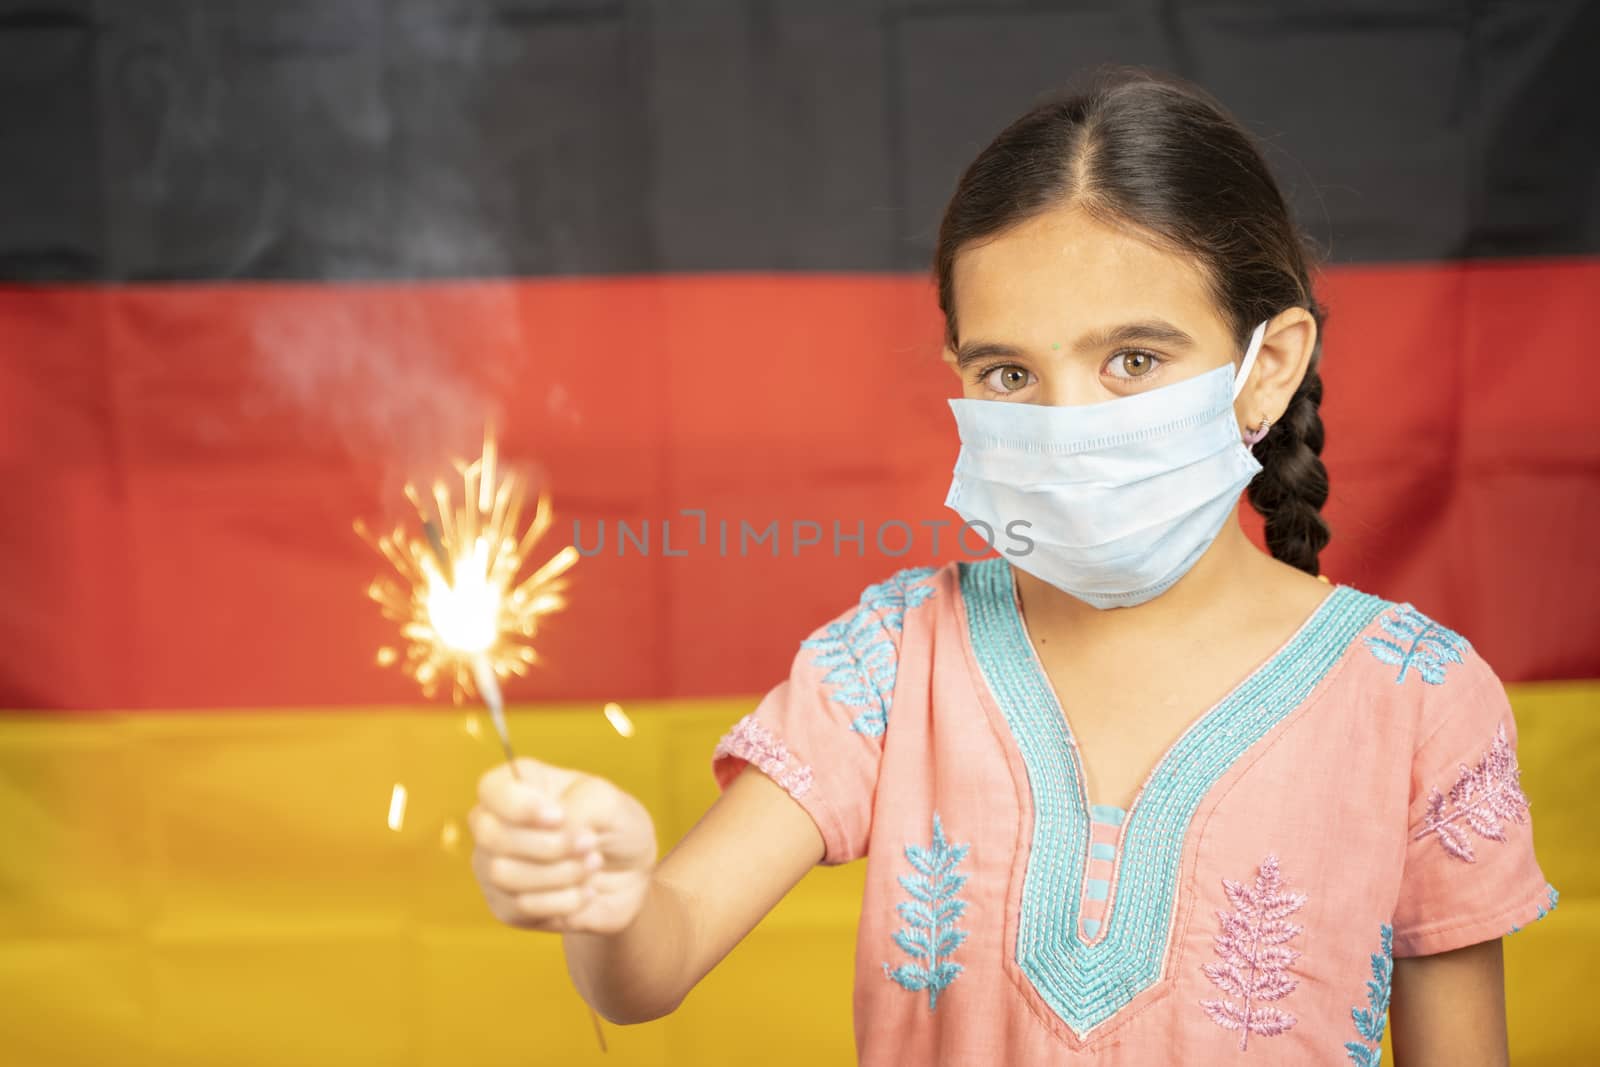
[712,560,1554,1065]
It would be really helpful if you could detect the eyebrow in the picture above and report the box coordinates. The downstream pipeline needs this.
[953,318,1198,367]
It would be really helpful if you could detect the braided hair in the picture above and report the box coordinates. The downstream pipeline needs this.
[1244,334,1330,575]
[934,67,1332,576]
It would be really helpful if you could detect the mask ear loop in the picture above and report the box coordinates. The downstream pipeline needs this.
[1231,320,1269,402]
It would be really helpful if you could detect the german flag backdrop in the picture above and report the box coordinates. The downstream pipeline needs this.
[1,3,1595,1065]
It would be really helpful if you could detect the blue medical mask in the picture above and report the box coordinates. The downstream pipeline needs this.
[945,321,1268,609]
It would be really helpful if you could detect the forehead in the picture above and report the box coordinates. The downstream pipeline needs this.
[949,204,1226,346]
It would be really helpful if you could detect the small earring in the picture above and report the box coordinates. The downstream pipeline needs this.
[1243,416,1272,446]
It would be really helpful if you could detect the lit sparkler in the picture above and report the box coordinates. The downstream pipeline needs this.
[356,431,579,775]
[357,435,607,1052]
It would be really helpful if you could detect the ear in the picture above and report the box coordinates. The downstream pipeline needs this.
[1236,308,1317,433]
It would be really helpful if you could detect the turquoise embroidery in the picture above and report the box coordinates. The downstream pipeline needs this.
[1363,605,1470,685]
[883,813,970,1010]
[1509,883,1560,935]
[1090,803,1126,827]
[1344,923,1393,1066]
[802,566,937,736]
[959,558,1386,1036]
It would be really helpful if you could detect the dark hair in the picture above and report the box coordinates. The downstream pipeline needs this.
[934,68,1330,576]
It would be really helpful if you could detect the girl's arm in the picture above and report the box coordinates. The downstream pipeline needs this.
[1389,939,1509,1067]
[563,765,825,1022]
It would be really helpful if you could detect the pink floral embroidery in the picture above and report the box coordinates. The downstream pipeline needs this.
[1413,723,1530,863]
[1200,854,1306,1051]
[714,714,815,799]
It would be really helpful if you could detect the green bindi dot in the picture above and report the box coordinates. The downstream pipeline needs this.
[1052,343,1060,350]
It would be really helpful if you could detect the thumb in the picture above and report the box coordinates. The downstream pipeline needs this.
[559,774,655,867]
[558,773,623,831]
[477,756,582,828]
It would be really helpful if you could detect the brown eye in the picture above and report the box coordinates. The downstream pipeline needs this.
[983,365,1035,393]
[1105,350,1164,381]
[1121,352,1155,376]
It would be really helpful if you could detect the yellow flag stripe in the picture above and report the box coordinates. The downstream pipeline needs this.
[0,683,1592,1064]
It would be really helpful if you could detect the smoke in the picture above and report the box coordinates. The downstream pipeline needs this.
[248,285,520,482]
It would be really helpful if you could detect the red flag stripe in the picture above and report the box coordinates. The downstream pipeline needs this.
[0,261,1594,710]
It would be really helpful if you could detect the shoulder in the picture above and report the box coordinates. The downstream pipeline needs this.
[799,563,952,648]
[1341,588,1493,695]
[1354,594,1477,687]
[786,563,952,737]
[852,562,950,617]
[1335,585,1511,746]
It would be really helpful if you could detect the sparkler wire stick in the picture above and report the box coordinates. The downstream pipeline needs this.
[470,653,522,778]
[467,653,606,1051]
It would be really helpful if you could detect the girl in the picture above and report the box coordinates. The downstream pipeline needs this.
[468,70,1553,1065]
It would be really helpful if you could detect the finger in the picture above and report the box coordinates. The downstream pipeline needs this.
[475,874,602,935]
[477,759,577,826]
[559,778,654,867]
[476,879,562,930]
[476,766,559,827]
[558,774,626,837]
[468,807,580,862]
[512,885,594,923]
[472,846,595,896]
[480,852,598,894]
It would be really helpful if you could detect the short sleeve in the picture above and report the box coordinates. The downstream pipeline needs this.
[710,567,939,866]
[1390,646,1554,957]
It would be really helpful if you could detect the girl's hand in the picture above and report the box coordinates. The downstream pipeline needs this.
[469,757,658,936]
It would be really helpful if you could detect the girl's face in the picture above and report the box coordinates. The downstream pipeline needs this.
[945,203,1239,407]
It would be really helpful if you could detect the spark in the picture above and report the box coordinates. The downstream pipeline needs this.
[357,430,579,714]
[387,783,408,832]
[603,702,635,739]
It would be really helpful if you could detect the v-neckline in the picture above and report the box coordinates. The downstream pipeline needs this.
[1004,567,1344,832]
[957,557,1386,1039]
